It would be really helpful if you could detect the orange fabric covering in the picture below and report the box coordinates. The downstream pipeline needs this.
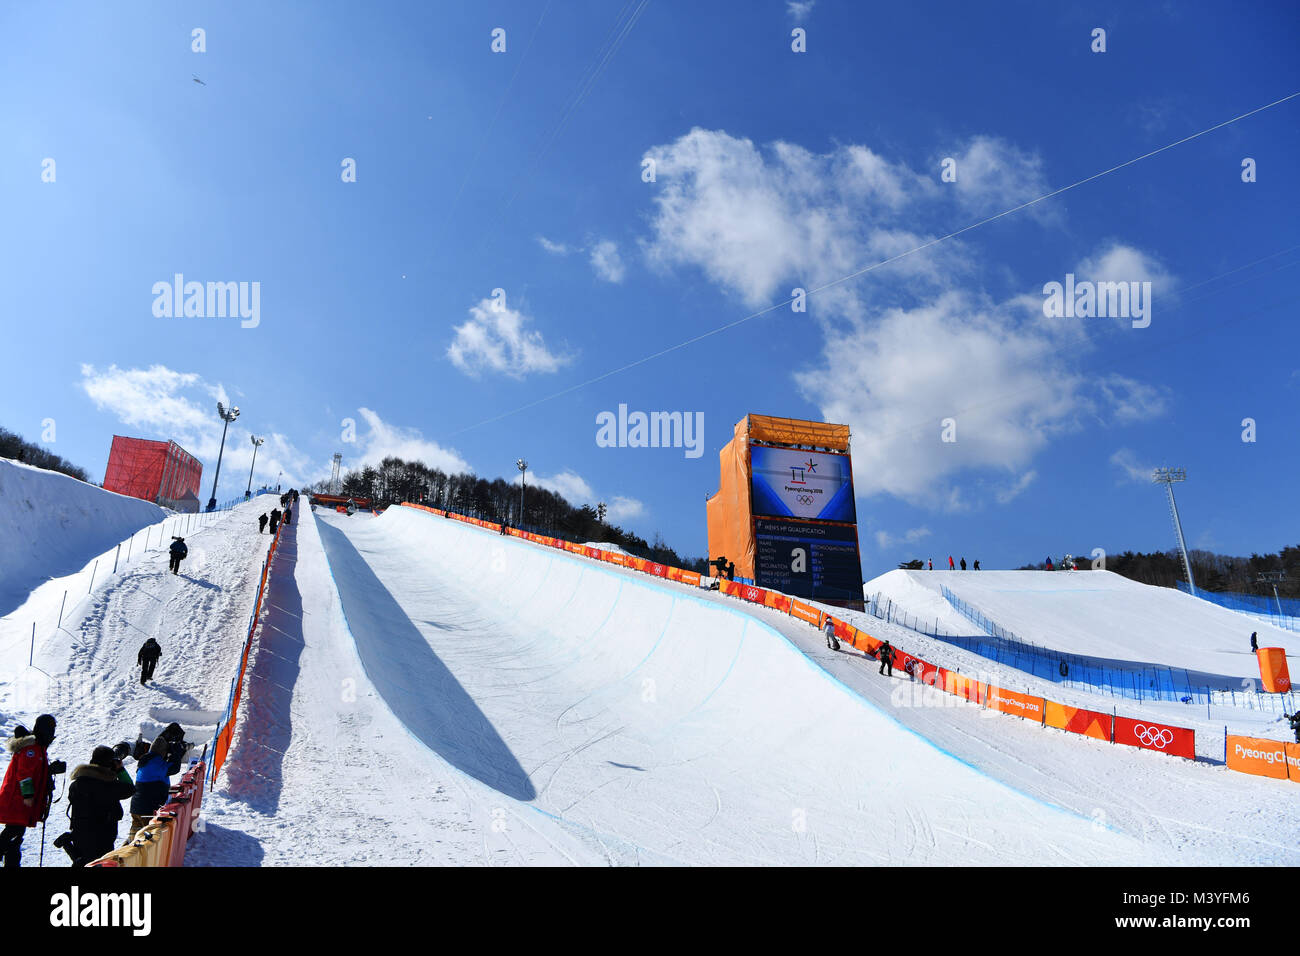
[1257,647,1292,693]
[745,414,851,450]
[706,418,756,579]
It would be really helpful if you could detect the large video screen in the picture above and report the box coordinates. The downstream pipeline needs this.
[754,518,863,603]
[749,445,857,523]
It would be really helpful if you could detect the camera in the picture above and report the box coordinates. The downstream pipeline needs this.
[113,742,132,761]
[48,759,67,775]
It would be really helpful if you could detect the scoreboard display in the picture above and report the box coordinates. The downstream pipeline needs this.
[753,518,863,604]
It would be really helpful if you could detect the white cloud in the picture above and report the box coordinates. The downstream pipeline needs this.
[537,236,570,255]
[1110,449,1157,484]
[447,297,572,379]
[874,526,932,551]
[638,129,1172,509]
[347,407,472,476]
[588,239,626,283]
[995,470,1037,504]
[529,470,645,524]
[79,363,311,491]
[787,0,815,17]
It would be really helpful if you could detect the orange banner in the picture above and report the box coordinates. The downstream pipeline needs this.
[1287,743,1300,782]
[941,671,985,704]
[987,686,1045,722]
[763,590,792,613]
[789,600,822,626]
[1257,647,1292,693]
[1043,701,1113,741]
[1226,735,1289,779]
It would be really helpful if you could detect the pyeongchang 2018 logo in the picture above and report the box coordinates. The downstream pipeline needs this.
[1132,724,1174,749]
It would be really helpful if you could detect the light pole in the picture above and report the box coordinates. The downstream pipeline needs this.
[1258,571,1286,617]
[246,435,265,499]
[208,402,240,511]
[516,458,528,526]
[1152,467,1194,596]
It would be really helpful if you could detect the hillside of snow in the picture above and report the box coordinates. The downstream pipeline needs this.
[0,457,165,617]
[876,568,1298,681]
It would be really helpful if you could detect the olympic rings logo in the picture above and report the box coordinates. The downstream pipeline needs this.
[796,494,815,506]
[1133,724,1174,749]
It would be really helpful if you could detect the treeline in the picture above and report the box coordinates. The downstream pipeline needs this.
[311,456,707,573]
[0,426,89,482]
[1019,545,1300,599]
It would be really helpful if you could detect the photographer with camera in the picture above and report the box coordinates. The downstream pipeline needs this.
[0,714,63,867]
[54,742,135,867]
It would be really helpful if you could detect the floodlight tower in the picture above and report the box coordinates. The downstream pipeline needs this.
[330,453,343,494]
[1152,466,1194,596]
[208,402,240,511]
[246,435,265,499]
[1258,570,1287,617]
[516,458,528,524]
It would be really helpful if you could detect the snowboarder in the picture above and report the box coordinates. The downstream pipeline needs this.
[258,513,268,533]
[973,559,981,571]
[1286,712,1300,744]
[877,641,895,677]
[269,508,281,534]
[0,715,63,867]
[346,500,357,517]
[137,638,162,685]
[948,556,955,570]
[1251,632,1259,653]
[168,536,188,575]
[125,734,172,844]
[54,745,134,867]
[823,617,840,651]
[960,557,967,570]
[283,506,292,526]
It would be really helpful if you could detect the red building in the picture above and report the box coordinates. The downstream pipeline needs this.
[103,436,203,512]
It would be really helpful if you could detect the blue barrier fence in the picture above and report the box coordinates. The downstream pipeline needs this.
[920,586,1294,712]
[1176,582,1299,632]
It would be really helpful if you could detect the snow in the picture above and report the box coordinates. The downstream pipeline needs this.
[876,568,1299,680]
[0,457,165,618]
[3,464,1297,867]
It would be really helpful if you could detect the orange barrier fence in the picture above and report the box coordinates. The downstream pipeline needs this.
[1257,647,1292,693]
[210,522,284,784]
[400,502,1300,778]
[87,759,206,867]
[1226,735,1290,780]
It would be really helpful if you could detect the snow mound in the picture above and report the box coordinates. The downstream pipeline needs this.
[891,568,1298,679]
[0,457,165,616]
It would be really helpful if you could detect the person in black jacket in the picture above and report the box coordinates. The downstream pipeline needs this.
[159,723,193,775]
[268,509,281,534]
[55,745,134,867]
[1286,713,1300,744]
[168,536,188,575]
[137,638,162,685]
[283,506,292,526]
[1251,632,1259,653]
[258,513,268,534]
[878,640,895,677]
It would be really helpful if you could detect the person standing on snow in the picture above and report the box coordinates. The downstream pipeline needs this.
[137,638,162,685]
[1251,632,1259,653]
[55,745,134,867]
[973,559,981,570]
[948,556,955,570]
[258,513,268,533]
[168,536,188,575]
[823,617,840,651]
[1285,712,1300,744]
[125,734,171,843]
[960,557,967,570]
[283,505,292,526]
[0,715,63,867]
[877,641,895,677]
[927,559,933,570]
[1046,556,1054,571]
[269,508,281,534]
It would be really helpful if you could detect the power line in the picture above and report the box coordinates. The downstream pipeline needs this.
[447,90,1300,436]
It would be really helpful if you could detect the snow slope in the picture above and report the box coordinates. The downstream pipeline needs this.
[0,457,165,617]
[310,505,1167,866]
[882,569,1299,681]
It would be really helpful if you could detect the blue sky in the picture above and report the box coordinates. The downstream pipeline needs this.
[2,0,1297,578]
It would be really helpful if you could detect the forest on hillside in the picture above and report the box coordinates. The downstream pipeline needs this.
[0,425,89,482]
[311,456,708,573]
[1018,546,1300,600]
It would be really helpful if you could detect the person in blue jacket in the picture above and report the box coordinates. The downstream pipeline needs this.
[125,733,172,844]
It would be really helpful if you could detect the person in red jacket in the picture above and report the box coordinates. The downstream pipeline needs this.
[0,714,63,867]
[948,555,955,570]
